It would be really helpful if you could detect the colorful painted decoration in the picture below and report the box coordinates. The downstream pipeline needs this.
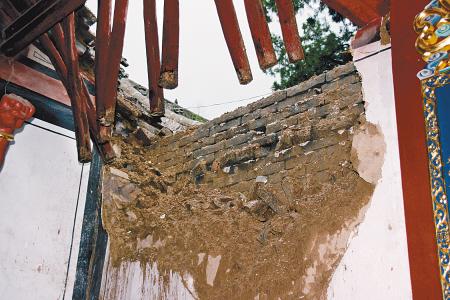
[417,68,435,80]
[416,1,450,299]
[436,23,450,37]
[414,0,450,79]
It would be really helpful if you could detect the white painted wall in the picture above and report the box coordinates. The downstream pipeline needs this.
[0,119,90,300]
[327,42,412,299]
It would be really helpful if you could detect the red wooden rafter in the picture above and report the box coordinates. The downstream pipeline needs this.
[214,0,253,85]
[101,0,128,141]
[159,0,179,90]
[143,0,165,116]
[244,0,277,70]
[275,0,304,63]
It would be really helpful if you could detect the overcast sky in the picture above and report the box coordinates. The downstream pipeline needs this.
[85,1,314,120]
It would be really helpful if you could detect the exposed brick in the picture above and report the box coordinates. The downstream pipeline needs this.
[199,135,215,146]
[322,74,360,93]
[225,123,250,139]
[314,103,336,118]
[213,131,228,143]
[235,146,258,163]
[192,124,211,140]
[266,122,284,135]
[225,132,255,148]
[212,105,251,126]
[134,127,156,146]
[325,63,356,82]
[193,141,225,158]
[210,117,241,135]
[303,135,342,153]
[191,142,202,151]
[286,73,326,97]
[260,103,278,118]
[178,135,190,147]
[249,91,287,111]
[142,63,364,194]
[242,109,261,124]
[277,89,316,111]
[252,133,279,147]
[247,118,267,131]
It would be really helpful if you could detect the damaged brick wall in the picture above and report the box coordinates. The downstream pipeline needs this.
[101,62,384,299]
[148,63,363,192]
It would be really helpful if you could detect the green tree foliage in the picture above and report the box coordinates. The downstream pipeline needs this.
[263,0,355,90]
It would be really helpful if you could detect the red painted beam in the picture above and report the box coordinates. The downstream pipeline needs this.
[214,0,253,85]
[50,23,68,65]
[275,0,304,63]
[143,0,165,116]
[95,0,112,120]
[351,17,381,49]
[62,13,92,162]
[1,0,87,56]
[102,0,128,140]
[391,0,442,298]
[159,0,179,89]
[0,57,70,105]
[321,0,380,27]
[244,0,277,70]
[39,33,68,86]
[364,0,390,16]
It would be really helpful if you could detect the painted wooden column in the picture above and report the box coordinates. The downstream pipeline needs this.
[0,94,35,168]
